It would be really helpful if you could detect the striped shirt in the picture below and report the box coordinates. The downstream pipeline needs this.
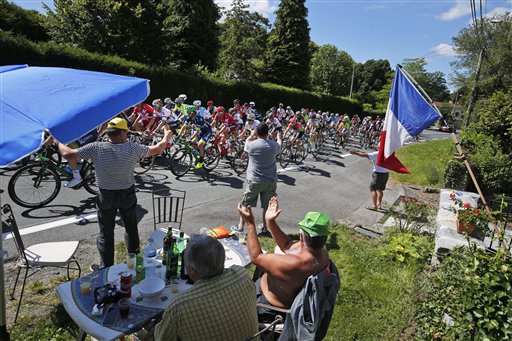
[154,265,259,341]
[78,141,149,190]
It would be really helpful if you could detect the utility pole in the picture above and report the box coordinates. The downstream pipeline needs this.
[349,63,355,98]
[464,48,485,127]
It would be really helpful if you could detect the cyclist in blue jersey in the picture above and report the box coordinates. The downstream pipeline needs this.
[179,105,212,169]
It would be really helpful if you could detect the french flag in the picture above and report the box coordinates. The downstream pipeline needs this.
[377,66,442,173]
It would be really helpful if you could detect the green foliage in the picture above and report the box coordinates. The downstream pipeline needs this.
[452,14,512,98]
[329,226,430,339]
[401,57,450,101]
[0,31,361,115]
[216,0,269,82]
[310,44,354,96]
[416,245,512,340]
[444,159,469,190]
[352,59,392,110]
[44,0,164,65]
[264,0,310,89]
[390,196,432,233]
[380,229,433,263]
[163,0,220,70]
[0,0,49,41]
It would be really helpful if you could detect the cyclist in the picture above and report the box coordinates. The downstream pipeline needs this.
[306,113,320,150]
[153,100,180,141]
[239,113,260,139]
[266,110,282,139]
[249,101,260,121]
[231,107,244,131]
[337,116,351,145]
[178,94,187,104]
[206,100,217,122]
[193,100,208,121]
[173,97,187,118]
[277,103,286,119]
[283,113,306,152]
[163,97,174,111]
[179,105,212,170]
[211,106,237,145]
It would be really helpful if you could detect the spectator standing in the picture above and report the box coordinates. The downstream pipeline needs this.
[236,123,281,234]
[350,150,390,210]
[59,117,172,267]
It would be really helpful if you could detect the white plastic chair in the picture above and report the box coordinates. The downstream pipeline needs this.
[1,204,81,323]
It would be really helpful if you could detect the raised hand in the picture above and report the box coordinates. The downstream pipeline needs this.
[237,203,255,225]
[265,196,282,222]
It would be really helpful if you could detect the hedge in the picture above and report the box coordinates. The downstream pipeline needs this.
[1,31,362,114]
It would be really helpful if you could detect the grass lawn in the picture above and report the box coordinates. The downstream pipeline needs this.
[392,139,455,187]
[9,228,431,340]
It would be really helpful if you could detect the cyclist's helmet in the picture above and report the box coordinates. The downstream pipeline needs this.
[233,99,240,105]
[175,97,183,104]
[295,111,301,116]
[217,106,225,113]
[193,100,201,106]
[164,97,172,104]
[335,113,340,117]
[376,115,381,120]
[179,94,187,102]
[343,116,350,122]
[249,101,255,106]
[207,100,214,106]
[286,106,291,110]
[330,113,334,116]
[152,99,163,106]
[186,105,196,114]
[247,113,256,120]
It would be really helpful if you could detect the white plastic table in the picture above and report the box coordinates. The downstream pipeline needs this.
[56,228,248,341]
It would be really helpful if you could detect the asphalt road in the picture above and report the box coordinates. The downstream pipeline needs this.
[0,128,450,265]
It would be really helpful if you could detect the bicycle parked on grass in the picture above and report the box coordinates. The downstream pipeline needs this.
[8,146,97,208]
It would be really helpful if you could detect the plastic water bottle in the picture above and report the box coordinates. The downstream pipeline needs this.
[144,238,157,259]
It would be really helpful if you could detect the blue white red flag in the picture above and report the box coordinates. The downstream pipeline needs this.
[377,66,442,173]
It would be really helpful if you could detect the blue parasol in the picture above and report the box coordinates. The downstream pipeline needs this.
[0,65,150,337]
[0,65,150,167]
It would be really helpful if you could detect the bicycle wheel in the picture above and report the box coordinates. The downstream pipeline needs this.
[8,164,61,208]
[231,150,248,175]
[170,148,192,177]
[359,134,365,148]
[279,147,291,169]
[300,141,309,161]
[134,155,155,175]
[81,162,98,195]
[203,145,221,172]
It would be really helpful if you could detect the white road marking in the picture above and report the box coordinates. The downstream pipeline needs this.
[277,165,305,173]
[341,153,352,158]
[3,212,97,240]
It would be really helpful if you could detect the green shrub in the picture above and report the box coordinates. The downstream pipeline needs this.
[0,31,362,114]
[444,159,469,190]
[380,229,433,263]
[416,245,512,340]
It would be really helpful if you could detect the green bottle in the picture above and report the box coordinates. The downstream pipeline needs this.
[135,252,145,284]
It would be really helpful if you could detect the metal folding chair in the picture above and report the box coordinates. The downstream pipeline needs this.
[152,189,186,231]
[1,204,81,323]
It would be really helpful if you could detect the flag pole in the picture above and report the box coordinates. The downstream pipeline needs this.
[397,66,494,219]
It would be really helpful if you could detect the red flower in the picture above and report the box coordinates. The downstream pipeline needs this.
[450,193,456,199]
[463,203,472,209]
[474,208,481,214]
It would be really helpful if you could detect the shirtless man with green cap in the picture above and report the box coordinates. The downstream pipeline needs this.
[237,196,330,322]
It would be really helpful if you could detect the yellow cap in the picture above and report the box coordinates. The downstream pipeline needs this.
[107,117,129,131]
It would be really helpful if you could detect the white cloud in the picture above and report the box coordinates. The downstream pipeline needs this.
[432,43,457,57]
[485,7,512,19]
[215,0,278,18]
[437,2,471,21]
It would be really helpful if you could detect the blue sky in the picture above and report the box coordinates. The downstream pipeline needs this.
[13,0,512,88]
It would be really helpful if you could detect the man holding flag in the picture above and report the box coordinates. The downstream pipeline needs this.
[351,65,442,210]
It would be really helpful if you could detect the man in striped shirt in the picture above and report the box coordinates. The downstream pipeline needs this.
[59,117,172,267]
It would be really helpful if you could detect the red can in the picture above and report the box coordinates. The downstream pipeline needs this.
[119,272,132,298]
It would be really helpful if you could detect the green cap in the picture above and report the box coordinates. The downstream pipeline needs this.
[298,212,330,237]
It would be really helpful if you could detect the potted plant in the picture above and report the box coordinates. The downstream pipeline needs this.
[449,193,493,238]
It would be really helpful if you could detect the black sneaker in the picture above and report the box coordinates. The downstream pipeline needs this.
[89,264,100,272]
[258,227,271,237]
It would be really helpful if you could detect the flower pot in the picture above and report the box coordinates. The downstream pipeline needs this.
[456,219,477,235]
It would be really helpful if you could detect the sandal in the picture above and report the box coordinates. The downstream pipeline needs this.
[366,206,377,211]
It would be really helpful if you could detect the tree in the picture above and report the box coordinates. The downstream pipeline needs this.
[402,57,450,101]
[264,0,310,89]
[162,0,220,71]
[352,59,392,108]
[44,0,164,65]
[451,14,512,111]
[216,0,269,82]
[0,0,49,42]
[309,44,353,96]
